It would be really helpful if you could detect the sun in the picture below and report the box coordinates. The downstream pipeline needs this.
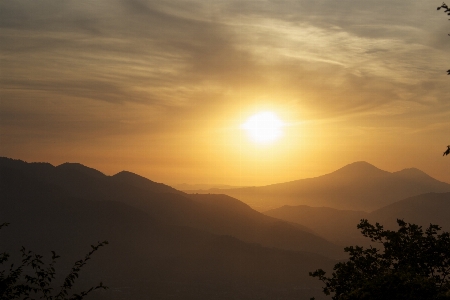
[241,111,285,144]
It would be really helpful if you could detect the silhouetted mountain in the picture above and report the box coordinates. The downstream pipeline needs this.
[264,192,450,247]
[264,205,369,246]
[111,170,185,195]
[185,194,339,256]
[369,192,450,231]
[57,162,106,179]
[0,157,339,299]
[0,157,342,254]
[0,182,333,300]
[0,157,183,201]
[333,161,390,178]
[198,161,450,211]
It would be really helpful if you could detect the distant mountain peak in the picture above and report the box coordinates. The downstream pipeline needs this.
[332,161,389,177]
[113,170,155,182]
[56,162,106,178]
[112,170,184,195]
[346,161,379,168]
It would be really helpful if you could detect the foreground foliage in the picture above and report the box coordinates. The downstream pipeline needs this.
[310,219,450,300]
[0,223,108,300]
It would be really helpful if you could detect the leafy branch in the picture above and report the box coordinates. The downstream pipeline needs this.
[309,219,450,300]
[0,223,108,300]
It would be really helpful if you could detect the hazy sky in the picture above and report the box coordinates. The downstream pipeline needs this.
[1,0,449,186]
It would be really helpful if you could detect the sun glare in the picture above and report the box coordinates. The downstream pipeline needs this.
[241,111,285,144]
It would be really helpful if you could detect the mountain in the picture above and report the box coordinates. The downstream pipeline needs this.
[264,205,369,246]
[111,170,185,195]
[57,162,106,178]
[0,177,334,300]
[186,194,337,256]
[0,158,183,202]
[0,157,342,259]
[264,192,450,247]
[195,161,450,211]
[369,192,450,231]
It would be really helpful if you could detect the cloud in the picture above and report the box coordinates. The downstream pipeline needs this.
[1,0,449,149]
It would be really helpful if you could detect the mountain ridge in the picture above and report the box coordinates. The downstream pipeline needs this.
[56,162,106,178]
[0,156,342,258]
[1,183,333,300]
[190,161,450,211]
[111,170,185,195]
[264,191,450,247]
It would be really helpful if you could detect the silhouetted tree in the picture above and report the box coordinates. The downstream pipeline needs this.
[0,223,108,300]
[309,219,450,300]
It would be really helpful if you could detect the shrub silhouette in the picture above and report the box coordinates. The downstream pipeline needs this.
[309,219,450,300]
[0,223,108,300]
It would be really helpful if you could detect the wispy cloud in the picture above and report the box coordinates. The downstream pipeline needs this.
[1,0,449,183]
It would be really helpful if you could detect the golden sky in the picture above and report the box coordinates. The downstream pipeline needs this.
[1,0,449,186]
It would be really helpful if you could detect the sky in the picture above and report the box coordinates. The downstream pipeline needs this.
[1,0,449,186]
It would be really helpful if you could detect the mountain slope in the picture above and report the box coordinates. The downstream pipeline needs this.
[200,161,450,211]
[0,157,342,258]
[186,194,337,256]
[0,175,334,300]
[111,170,185,195]
[264,205,369,246]
[369,192,450,231]
[263,192,450,247]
